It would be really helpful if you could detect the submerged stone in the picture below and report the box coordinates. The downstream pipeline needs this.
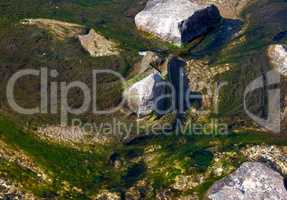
[167,56,191,113]
[208,162,287,200]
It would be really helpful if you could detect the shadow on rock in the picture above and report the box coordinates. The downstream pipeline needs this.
[273,31,287,42]
[189,18,243,58]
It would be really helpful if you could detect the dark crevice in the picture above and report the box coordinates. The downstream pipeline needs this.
[284,177,287,191]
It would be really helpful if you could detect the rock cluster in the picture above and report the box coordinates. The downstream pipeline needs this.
[241,145,287,175]
[135,0,222,46]
[186,59,230,108]
[0,178,36,200]
[21,18,120,57]
[156,189,199,200]
[37,125,113,145]
[173,175,204,191]
[125,53,197,118]
[208,162,287,200]
[125,54,232,118]
[95,190,121,200]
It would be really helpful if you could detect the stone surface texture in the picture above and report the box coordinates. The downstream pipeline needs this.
[124,71,166,117]
[208,162,287,200]
[78,29,119,57]
[268,44,287,76]
[135,0,221,45]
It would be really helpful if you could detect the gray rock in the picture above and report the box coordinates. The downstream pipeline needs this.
[135,0,221,46]
[208,162,287,200]
[139,51,164,73]
[124,72,167,117]
[241,145,287,176]
[78,29,119,57]
[267,44,287,76]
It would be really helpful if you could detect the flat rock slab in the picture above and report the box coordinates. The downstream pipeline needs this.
[135,0,221,46]
[79,29,120,57]
[21,18,120,57]
[21,18,85,40]
[208,162,287,200]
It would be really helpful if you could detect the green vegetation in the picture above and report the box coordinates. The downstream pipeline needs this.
[0,158,54,197]
[0,0,169,51]
[211,0,287,121]
[0,113,287,199]
[0,0,287,199]
[0,116,120,198]
[116,132,287,196]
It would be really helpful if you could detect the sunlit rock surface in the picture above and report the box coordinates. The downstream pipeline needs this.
[95,190,120,200]
[135,0,221,46]
[0,178,36,200]
[268,44,287,76]
[78,29,119,57]
[21,18,85,40]
[241,145,287,175]
[124,72,166,117]
[208,162,287,200]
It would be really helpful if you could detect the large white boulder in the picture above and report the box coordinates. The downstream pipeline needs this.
[208,162,287,200]
[268,44,287,76]
[135,0,221,46]
[124,72,166,117]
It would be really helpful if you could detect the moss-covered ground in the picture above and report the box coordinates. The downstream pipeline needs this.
[0,0,287,199]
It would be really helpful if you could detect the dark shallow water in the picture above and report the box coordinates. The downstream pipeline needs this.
[215,0,287,122]
[188,0,287,59]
